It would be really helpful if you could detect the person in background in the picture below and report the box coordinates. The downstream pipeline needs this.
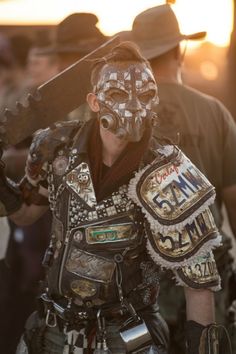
[36,12,107,122]
[0,34,32,113]
[127,4,236,353]
[0,29,63,354]
[0,216,11,345]
[0,32,55,354]
[0,33,15,110]
[26,40,59,89]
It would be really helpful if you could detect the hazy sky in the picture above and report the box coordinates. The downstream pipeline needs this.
[0,0,233,46]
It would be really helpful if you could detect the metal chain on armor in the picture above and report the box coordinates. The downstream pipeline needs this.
[47,163,65,211]
[48,151,77,211]
[66,150,78,170]
[47,164,56,210]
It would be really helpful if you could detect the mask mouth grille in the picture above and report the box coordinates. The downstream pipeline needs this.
[98,101,155,142]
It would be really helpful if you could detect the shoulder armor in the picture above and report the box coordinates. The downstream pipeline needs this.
[128,145,221,268]
[146,208,221,268]
[26,120,82,184]
[128,145,215,233]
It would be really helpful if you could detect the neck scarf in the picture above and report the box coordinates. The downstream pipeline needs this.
[88,118,151,201]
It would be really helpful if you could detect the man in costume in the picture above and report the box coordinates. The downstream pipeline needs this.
[0,42,225,353]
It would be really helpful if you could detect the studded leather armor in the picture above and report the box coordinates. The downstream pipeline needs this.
[25,119,221,312]
[26,120,160,310]
[49,177,156,307]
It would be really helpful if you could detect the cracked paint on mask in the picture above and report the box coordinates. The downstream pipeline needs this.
[95,63,158,141]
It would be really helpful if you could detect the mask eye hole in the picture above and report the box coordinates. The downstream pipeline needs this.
[107,88,128,103]
[139,90,156,105]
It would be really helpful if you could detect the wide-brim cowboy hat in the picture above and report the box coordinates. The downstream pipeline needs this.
[122,4,206,60]
[37,13,107,56]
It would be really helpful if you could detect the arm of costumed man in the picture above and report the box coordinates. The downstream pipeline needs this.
[128,144,233,354]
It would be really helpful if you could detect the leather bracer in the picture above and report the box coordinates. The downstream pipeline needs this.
[186,320,232,354]
[19,177,49,206]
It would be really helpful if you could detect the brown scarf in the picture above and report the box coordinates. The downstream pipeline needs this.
[88,119,151,201]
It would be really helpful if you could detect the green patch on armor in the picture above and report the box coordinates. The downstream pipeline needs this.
[86,223,134,244]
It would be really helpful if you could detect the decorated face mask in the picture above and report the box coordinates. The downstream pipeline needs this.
[95,62,158,142]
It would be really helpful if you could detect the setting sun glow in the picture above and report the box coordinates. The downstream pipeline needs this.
[0,0,233,47]
[173,0,233,47]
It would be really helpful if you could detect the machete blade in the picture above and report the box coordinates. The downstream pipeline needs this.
[0,35,120,146]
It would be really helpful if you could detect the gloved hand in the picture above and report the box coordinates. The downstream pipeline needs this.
[0,146,23,216]
[186,320,232,354]
[186,320,206,354]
